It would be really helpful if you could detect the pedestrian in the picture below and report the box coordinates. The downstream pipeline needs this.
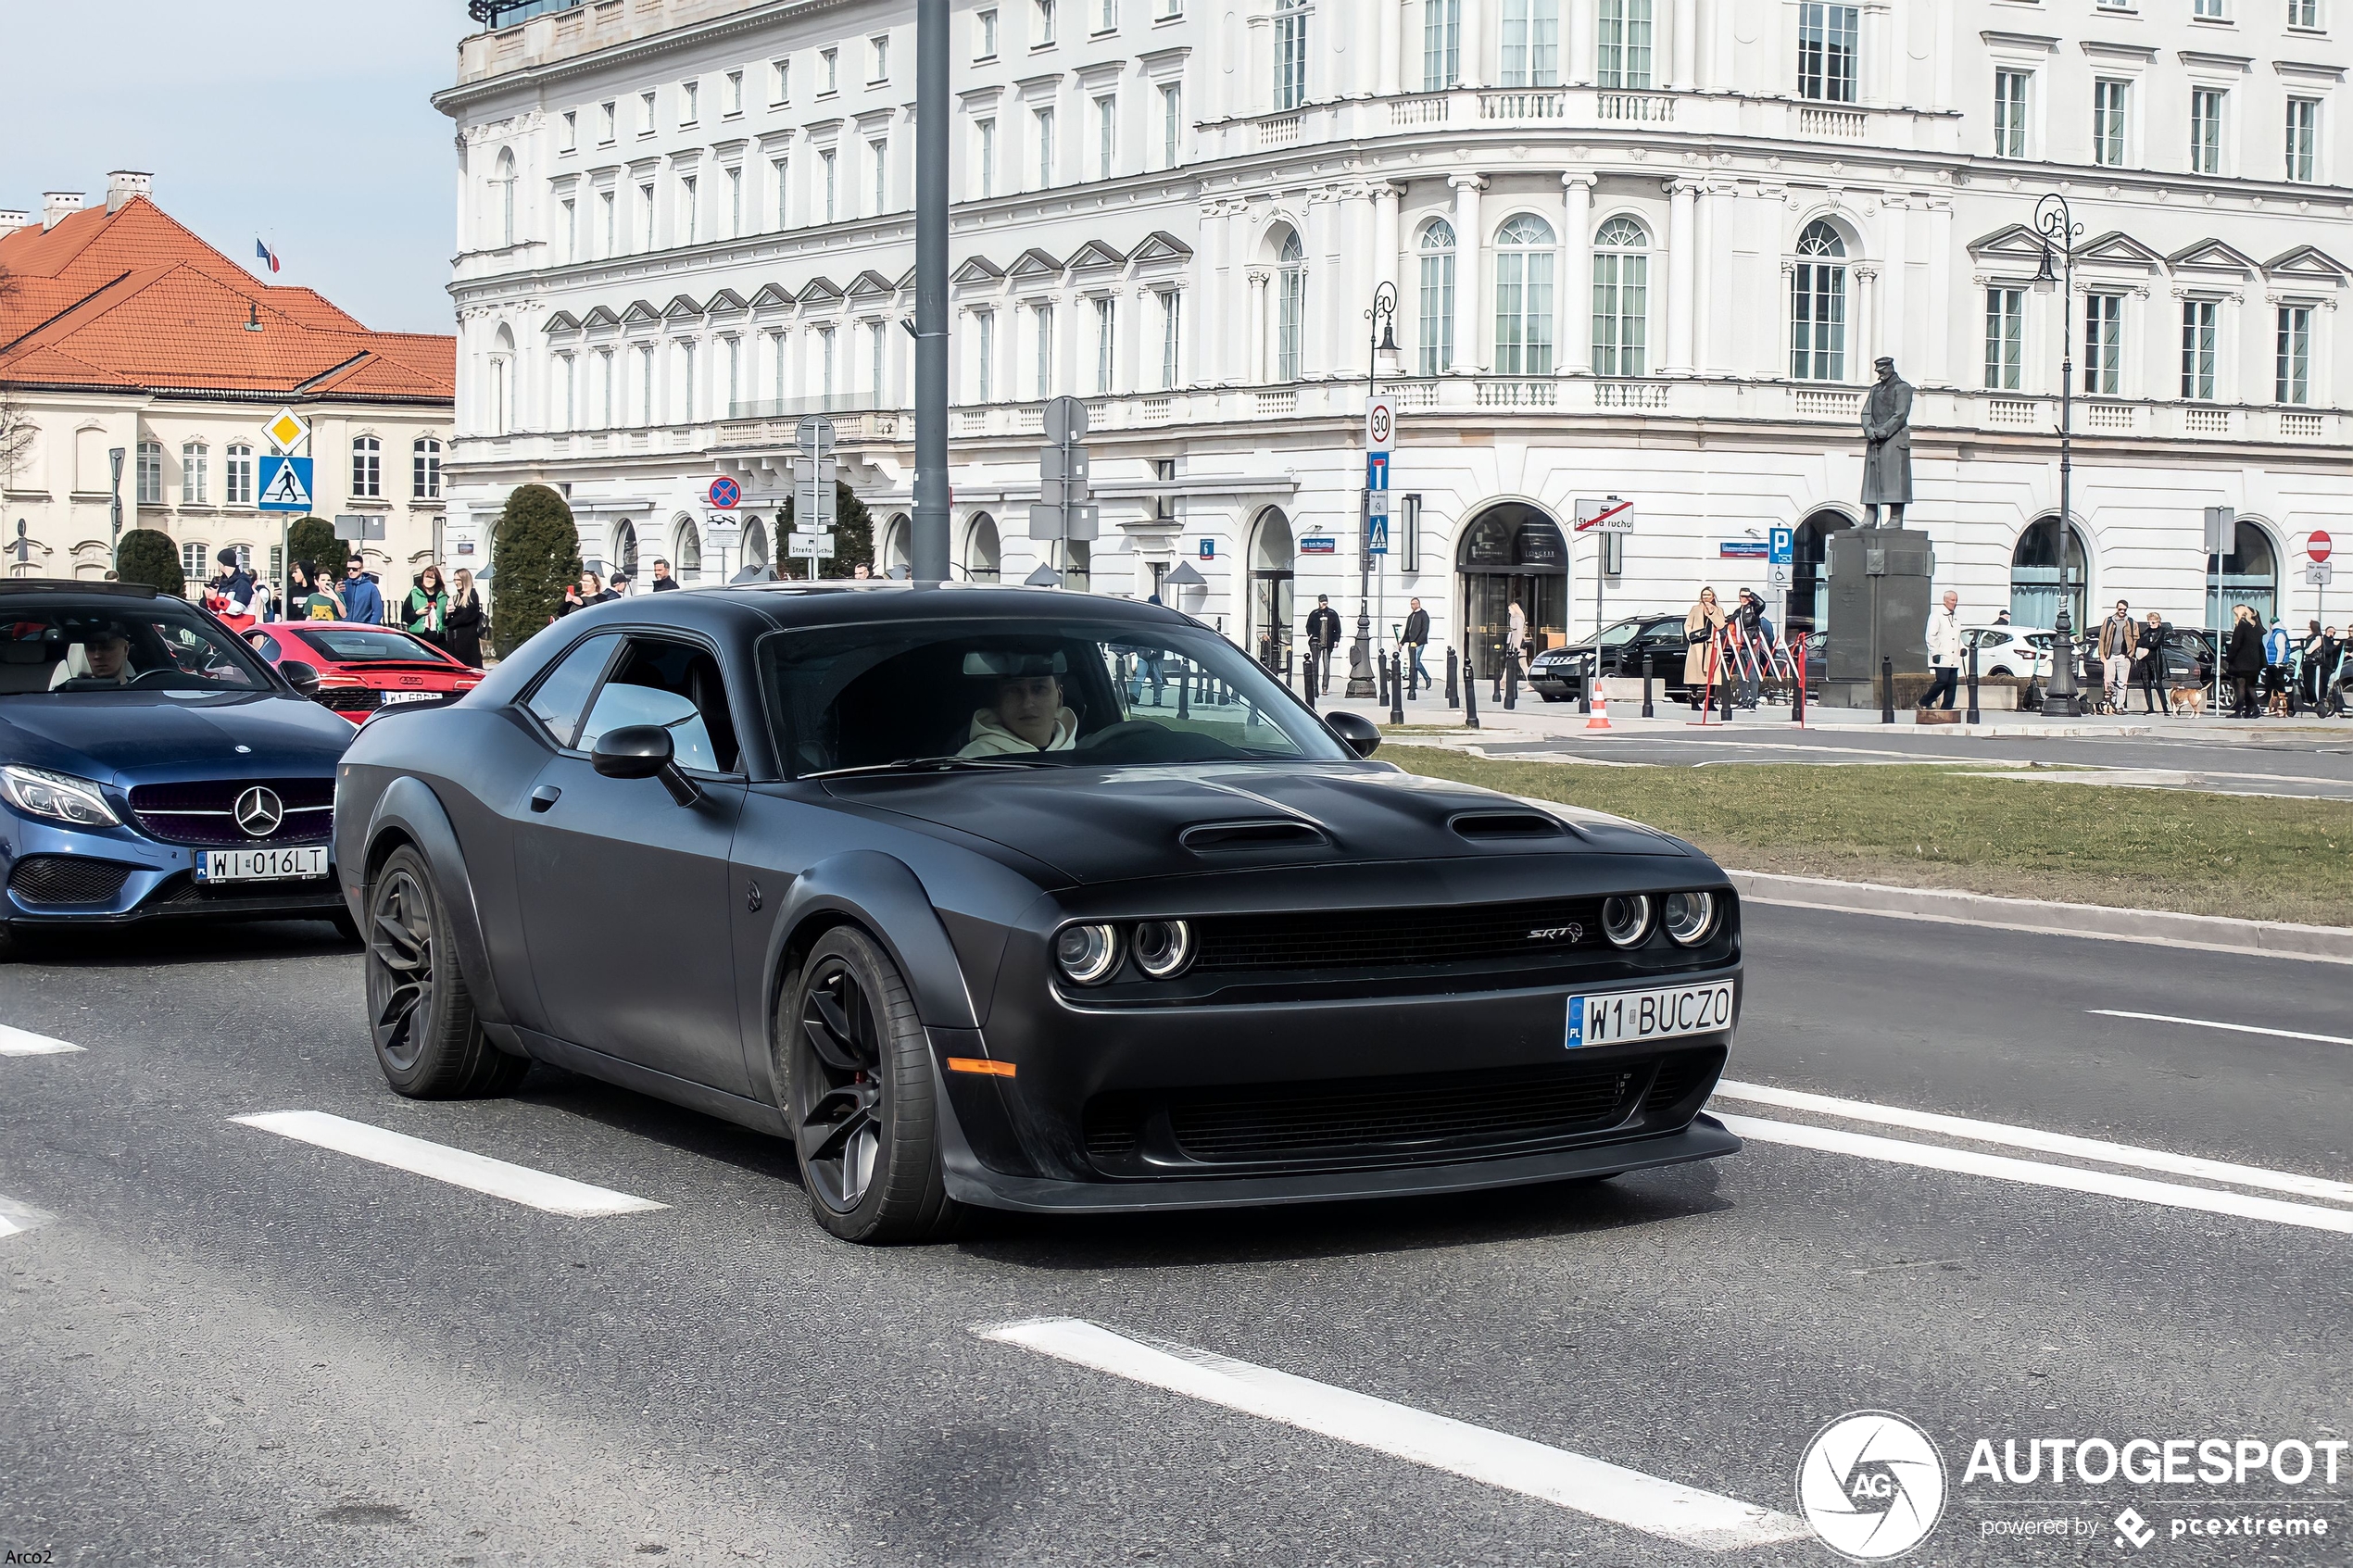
[1401,596,1430,696]
[340,557,385,626]
[559,570,615,616]
[608,569,632,596]
[648,557,680,592]
[247,572,276,624]
[1305,594,1341,694]
[2323,627,2347,716]
[300,565,346,621]
[1922,589,1963,710]
[403,564,450,648]
[445,568,485,668]
[1732,589,1768,709]
[2225,603,2266,716]
[208,548,258,617]
[2133,611,2168,714]
[1684,587,1727,709]
[853,564,872,580]
[1994,608,2011,626]
[2096,599,2139,714]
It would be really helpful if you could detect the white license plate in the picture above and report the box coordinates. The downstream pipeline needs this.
[199,846,329,883]
[1567,982,1735,1049]
[379,690,439,705]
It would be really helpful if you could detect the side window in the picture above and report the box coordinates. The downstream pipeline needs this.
[524,633,621,747]
[248,633,283,660]
[575,637,742,772]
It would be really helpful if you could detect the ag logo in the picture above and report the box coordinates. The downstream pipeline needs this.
[1795,1411,1946,1561]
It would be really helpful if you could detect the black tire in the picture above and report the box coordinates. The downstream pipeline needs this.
[363,845,526,1098]
[777,927,961,1244]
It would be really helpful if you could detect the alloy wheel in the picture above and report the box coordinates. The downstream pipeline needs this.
[795,959,885,1212]
[368,869,434,1070]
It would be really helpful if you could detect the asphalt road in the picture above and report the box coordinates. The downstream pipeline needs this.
[3,910,2347,1566]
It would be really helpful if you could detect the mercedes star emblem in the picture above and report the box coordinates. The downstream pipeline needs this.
[233,786,284,838]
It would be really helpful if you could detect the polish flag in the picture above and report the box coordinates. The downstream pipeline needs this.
[255,239,281,273]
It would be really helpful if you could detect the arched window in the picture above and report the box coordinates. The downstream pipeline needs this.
[1790,220,1848,382]
[2208,524,2279,627]
[412,437,443,499]
[490,323,517,435]
[2009,517,2091,631]
[351,435,382,498]
[1591,217,1649,376]
[675,517,702,579]
[882,514,911,575]
[744,515,771,572]
[1417,220,1456,375]
[495,148,517,248]
[1277,230,1305,382]
[965,513,1001,583]
[1493,214,1555,375]
[611,518,639,580]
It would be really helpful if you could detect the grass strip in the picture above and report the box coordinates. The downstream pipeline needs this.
[1383,746,2353,928]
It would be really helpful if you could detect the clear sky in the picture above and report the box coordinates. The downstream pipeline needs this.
[0,2,459,335]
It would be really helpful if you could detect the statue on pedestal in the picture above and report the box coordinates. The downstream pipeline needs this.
[1861,356,1913,528]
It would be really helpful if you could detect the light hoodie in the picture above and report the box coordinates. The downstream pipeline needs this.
[959,706,1079,757]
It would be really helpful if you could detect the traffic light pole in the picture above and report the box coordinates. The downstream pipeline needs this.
[911,0,950,586]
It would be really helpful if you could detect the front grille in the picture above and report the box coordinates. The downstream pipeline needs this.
[8,855,136,905]
[314,688,382,714]
[146,872,338,909]
[1642,1046,1728,1119]
[1191,897,1608,975]
[128,779,333,847]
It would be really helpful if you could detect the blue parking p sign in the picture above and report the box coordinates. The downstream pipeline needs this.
[1768,527,1794,566]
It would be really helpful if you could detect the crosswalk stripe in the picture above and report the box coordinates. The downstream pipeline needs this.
[1718,1114,2353,1236]
[0,1023,85,1056]
[1713,1080,2353,1206]
[977,1317,1812,1553]
[231,1110,666,1218]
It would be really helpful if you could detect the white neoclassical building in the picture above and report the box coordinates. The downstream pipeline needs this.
[439,0,2353,672]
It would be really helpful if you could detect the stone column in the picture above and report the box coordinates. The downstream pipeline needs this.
[1248,269,1271,384]
[1567,0,1595,85]
[1670,0,1698,90]
[1304,188,1338,377]
[1854,266,1880,377]
[1561,174,1595,373]
[1450,173,1485,372]
[1378,0,1403,95]
[1195,203,1227,385]
[1458,0,1486,90]
[1373,182,1403,301]
[1663,179,1698,374]
[1692,182,1718,375]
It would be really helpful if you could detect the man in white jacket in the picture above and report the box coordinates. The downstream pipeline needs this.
[1922,589,1963,710]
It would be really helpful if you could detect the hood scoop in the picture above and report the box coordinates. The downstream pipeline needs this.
[1449,809,1567,841]
[1180,819,1330,854]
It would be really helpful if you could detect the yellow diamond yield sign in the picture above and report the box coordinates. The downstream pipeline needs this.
[263,408,310,453]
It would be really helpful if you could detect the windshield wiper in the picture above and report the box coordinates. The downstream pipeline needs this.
[801,754,1061,779]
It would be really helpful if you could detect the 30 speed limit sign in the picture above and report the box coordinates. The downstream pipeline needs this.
[1365,396,1395,454]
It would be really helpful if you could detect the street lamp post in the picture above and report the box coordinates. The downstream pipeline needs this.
[1348,282,1400,699]
[2033,192,2083,718]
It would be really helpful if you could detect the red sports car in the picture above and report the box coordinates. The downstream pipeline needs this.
[244,621,484,723]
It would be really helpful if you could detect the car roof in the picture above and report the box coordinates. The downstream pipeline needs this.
[0,579,161,602]
[561,581,1195,636]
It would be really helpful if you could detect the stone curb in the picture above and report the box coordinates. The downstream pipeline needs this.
[1728,871,2353,965]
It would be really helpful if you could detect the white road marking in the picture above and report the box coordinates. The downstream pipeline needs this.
[1717,1115,2353,1236]
[1713,1080,2353,1206]
[0,1023,84,1056]
[977,1317,1811,1553]
[0,1195,53,1237]
[231,1111,666,1218]
[2086,1009,2353,1049]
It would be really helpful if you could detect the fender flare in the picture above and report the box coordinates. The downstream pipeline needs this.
[763,850,980,1034]
[363,776,515,1032]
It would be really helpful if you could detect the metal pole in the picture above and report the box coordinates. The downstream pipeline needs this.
[1965,638,1982,725]
[1462,653,1479,729]
[910,0,951,586]
[2036,192,2082,718]
[1389,654,1404,725]
[1881,654,1895,724]
[1445,645,1459,709]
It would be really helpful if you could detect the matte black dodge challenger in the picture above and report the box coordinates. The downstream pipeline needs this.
[334,586,1743,1241]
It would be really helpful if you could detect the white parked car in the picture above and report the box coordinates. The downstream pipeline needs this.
[1960,625,2058,679]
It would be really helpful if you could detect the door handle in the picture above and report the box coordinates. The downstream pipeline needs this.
[530,784,562,812]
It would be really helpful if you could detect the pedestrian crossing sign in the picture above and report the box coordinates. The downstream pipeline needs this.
[257,455,314,512]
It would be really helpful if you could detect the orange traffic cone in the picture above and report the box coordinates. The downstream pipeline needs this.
[1586,686,1612,731]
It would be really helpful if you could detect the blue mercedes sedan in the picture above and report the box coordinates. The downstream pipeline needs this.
[0,580,355,946]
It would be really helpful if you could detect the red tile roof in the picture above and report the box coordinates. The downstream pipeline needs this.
[0,197,451,404]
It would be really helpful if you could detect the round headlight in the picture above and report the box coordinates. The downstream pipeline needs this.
[1130,919,1194,979]
[1601,895,1654,948]
[1663,891,1718,947]
[1054,923,1122,985]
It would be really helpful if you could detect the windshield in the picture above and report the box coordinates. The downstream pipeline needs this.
[761,616,1353,777]
[289,627,455,666]
[0,595,274,696]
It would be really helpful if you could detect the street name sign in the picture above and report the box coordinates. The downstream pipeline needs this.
[788,532,836,558]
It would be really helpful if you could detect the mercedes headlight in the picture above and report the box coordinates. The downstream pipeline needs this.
[0,765,120,829]
[1601,895,1653,949]
[1663,891,1718,947]
[1054,923,1122,985]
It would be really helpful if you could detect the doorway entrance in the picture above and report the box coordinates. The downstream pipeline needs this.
[1455,504,1567,680]
[1248,508,1296,671]
[1785,508,1854,637]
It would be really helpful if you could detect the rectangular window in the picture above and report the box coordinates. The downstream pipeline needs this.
[977,309,996,400]
[1161,289,1182,389]
[977,8,999,56]
[414,439,444,499]
[560,197,576,262]
[2289,0,2321,27]
[2286,97,2319,182]
[560,110,578,152]
[1424,0,1460,90]
[822,149,838,221]
[1036,303,1055,397]
[2181,299,2219,400]
[770,158,789,230]
[871,34,890,81]
[1418,245,1454,374]
[819,326,837,395]
[2083,293,2122,395]
[599,189,616,255]
[2194,0,2225,16]
[1500,0,1561,88]
[1274,0,1308,109]
[724,70,743,115]
[681,80,699,123]
[1982,288,2024,391]
[599,349,615,425]
[181,442,208,505]
[2093,79,2129,167]
[821,47,839,93]
[1161,0,1181,14]
[1036,107,1056,185]
[558,356,573,430]
[1094,296,1116,393]
[224,445,254,507]
[598,100,616,142]
[1795,3,1858,103]
[680,174,698,245]
[135,441,160,506]
[638,182,655,251]
[639,90,657,133]
[725,166,741,237]
[2190,88,2225,174]
[870,321,887,404]
[1099,0,1118,31]
[352,438,381,499]
[1038,0,1058,44]
[1161,85,1182,165]
[686,343,699,423]
[772,57,790,103]
[1096,96,1117,179]
[2277,305,2312,403]
[1789,258,1846,381]
[1590,243,1645,375]
[638,345,655,425]
[976,119,997,197]
[1993,69,2028,157]
[872,140,888,211]
[1595,0,1653,90]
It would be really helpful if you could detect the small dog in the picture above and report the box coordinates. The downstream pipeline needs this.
[2268,687,2293,718]
[2168,685,2206,717]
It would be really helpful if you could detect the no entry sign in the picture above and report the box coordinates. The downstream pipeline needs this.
[2309,530,2333,563]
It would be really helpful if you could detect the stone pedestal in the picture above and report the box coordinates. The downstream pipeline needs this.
[1818,526,1936,709]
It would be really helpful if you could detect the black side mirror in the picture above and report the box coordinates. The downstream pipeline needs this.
[280,659,321,696]
[1324,709,1381,759]
[592,723,701,806]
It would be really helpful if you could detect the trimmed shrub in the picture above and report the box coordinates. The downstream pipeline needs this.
[490,483,582,657]
[285,516,343,583]
[115,529,184,596]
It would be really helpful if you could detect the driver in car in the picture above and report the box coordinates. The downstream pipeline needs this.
[959,651,1079,757]
[48,625,134,689]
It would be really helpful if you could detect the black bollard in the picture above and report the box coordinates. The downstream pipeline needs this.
[1792,646,1807,724]
[1390,656,1405,725]
[1881,655,1896,724]
[1463,655,1480,729]
[1504,655,1518,710]
[1642,651,1655,719]
[1177,672,1190,719]
[1965,641,1982,726]
[1445,646,1460,709]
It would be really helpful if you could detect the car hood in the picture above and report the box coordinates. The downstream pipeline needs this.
[0,693,353,784]
[826,761,1693,885]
